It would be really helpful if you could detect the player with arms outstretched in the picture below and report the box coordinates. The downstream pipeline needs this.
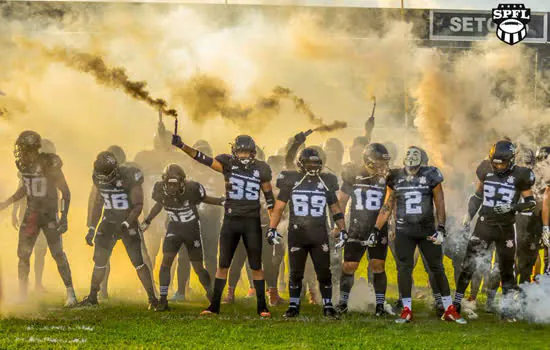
[371,146,465,324]
[269,147,346,319]
[172,134,274,317]
[141,164,224,311]
[455,140,536,321]
[0,131,76,306]
[80,151,157,309]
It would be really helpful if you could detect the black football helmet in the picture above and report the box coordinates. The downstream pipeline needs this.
[14,130,42,172]
[536,146,550,163]
[162,164,186,195]
[489,140,516,176]
[107,145,126,164]
[232,135,256,166]
[403,146,428,175]
[297,147,323,176]
[363,143,390,177]
[193,140,213,158]
[93,151,119,183]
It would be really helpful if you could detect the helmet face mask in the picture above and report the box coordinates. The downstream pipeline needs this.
[489,140,516,176]
[232,135,256,166]
[14,131,42,172]
[94,152,119,184]
[363,143,390,177]
[162,164,186,195]
[404,147,423,175]
[298,148,323,176]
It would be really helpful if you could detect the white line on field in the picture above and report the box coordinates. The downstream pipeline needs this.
[16,337,87,344]
[26,325,95,331]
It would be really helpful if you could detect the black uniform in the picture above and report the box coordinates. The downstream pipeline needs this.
[341,163,388,262]
[215,154,271,270]
[457,160,535,296]
[18,153,72,288]
[387,166,450,300]
[277,170,339,305]
[152,180,206,261]
[92,166,146,268]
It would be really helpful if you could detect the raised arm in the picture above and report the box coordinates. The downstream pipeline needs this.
[285,132,308,170]
[172,135,223,173]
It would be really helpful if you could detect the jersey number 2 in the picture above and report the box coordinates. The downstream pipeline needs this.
[404,191,422,214]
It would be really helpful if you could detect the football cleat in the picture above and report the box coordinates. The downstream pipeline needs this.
[395,306,413,324]
[148,297,159,311]
[223,287,235,304]
[268,288,285,307]
[77,295,99,307]
[375,304,387,317]
[335,303,348,315]
[200,306,219,316]
[323,306,340,320]
[394,299,403,311]
[442,304,467,324]
[155,298,169,312]
[258,307,271,318]
[283,305,300,318]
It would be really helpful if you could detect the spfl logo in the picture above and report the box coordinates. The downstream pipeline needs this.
[492,4,531,45]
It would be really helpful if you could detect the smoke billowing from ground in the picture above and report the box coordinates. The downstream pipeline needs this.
[1,2,550,317]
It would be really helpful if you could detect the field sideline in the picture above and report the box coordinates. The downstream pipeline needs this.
[1,293,550,349]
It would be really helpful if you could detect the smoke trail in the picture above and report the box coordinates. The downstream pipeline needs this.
[172,75,347,131]
[19,40,178,117]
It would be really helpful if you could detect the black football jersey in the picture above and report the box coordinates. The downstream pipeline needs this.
[341,163,387,238]
[20,153,64,213]
[387,166,444,235]
[93,166,144,222]
[215,154,272,217]
[277,171,339,235]
[152,180,206,225]
[476,160,535,225]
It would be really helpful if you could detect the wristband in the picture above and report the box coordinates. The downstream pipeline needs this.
[194,151,214,167]
[122,221,130,229]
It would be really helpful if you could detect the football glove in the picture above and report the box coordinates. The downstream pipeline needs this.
[429,225,446,245]
[543,226,550,248]
[57,215,68,234]
[172,134,185,149]
[366,227,380,247]
[335,229,348,249]
[294,131,308,145]
[85,227,95,247]
[266,228,282,245]
[493,203,513,215]
[121,221,137,236]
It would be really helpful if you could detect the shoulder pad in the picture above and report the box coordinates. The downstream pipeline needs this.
[516,166,536,189]
[476,160,491,181]
[215,154,232,168]
[256,160,272,182]
[276,170,298,189]
[321,172,339,192]
[121,166,144,186]
[425,166,444,186]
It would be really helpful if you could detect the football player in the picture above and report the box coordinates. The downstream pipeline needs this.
[11,138,57,293]
[172,134,273,317]
[80,151,157,308]
[371,146,465,324]
[269,147,346,319]
[454,140,536,321]
[537,146,550,274]
[140,164,224,311]
[336,143,391,316]
[0,131,76,306]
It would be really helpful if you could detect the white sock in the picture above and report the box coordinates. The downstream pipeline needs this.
[66,287,75,297]
[402,297,412,310]
[442,295,452,309]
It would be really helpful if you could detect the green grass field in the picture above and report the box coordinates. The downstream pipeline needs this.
[1,292,550,349]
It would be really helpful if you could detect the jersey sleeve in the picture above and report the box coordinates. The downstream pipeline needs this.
[259,161,272,183]
[276,171,294,203]
[126,166,145,187]
[192,182,207,204]
[152,182,164,203]
[214,154,232,172]
[340,163,356,196]
[476,160,491,181]
[517,167,536,192]
[428,166,444,188]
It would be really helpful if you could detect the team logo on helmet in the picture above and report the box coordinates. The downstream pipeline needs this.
[492,4,531,46]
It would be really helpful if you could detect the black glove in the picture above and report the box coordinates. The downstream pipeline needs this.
[172,134,185,148]
[294,132,307,145]
[57,215,68,234]
[85,227,95,247]
[266,227,282,245]
[366,227,380,247]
